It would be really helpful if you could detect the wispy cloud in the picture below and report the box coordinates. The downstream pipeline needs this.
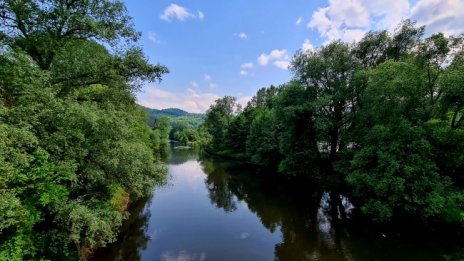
[197,10,205,20]
[257,49,288,66]
[138,87,250,113]
[302,39,314,52]
[234,32,248,39]
[241,62,253,69]
[204,74,212,81]
[273,60,290,70]
[240,62,253,76]
[257,49,290,70]
[160,4,204,22]
[138,87,219,113]
[296,17,303,25]
[307,0,463,44]
[148,32,160,44]
[411,0,464,36]
[238,96,252,108]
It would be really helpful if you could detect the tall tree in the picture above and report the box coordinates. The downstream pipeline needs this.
[204,96,241,150]
[273,82,320,176]
[1,0,137,69]
[292,41,358,161]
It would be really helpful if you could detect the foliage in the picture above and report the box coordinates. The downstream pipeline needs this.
[347,122,450,221]
[203,96,241,150]
[202,20,464,224]
[0,1,168,260]
[246,109,280,167]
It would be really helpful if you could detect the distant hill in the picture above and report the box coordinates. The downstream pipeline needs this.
[140,106,205,127]
[147,107,190,118]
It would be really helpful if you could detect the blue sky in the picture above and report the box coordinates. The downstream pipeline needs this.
[123,0,464,112]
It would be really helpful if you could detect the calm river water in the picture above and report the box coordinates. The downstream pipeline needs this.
[94,147,464,261]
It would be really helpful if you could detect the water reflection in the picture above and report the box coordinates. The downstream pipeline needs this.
[161,250,206,261]
[203,160,238,212]
[92,198,152,261]
[167,146,199,165]
[199,156,461,261]
[199,156,359,260]
[95,148,464,261]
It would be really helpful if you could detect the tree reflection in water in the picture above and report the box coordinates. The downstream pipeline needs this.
[199,155,358,261]
[91,198,152,261]
[94,149,464,261]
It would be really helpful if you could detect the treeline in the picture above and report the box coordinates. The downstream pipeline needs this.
[151,115,209,147]
[169,116,210,147]
[0,1,168,260]
[203,20,464,223]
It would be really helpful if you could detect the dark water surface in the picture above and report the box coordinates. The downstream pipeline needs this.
[94,148,464,261]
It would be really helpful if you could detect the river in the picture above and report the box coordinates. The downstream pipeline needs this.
[93,147,464,261]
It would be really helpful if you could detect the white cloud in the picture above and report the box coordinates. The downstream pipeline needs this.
[148,32,160,44]
[270,49,288,59]
[208,83,217,89]
[138,87,251,113]
[191,81,199,88]
[273,60,290,70]
[204,74,212,81]
[240,232,250,239]
[257,49,288,65]
[234,32,248,39]
[360,0,410,30]
[241,62,253,69]
[138,87,219,113]
[160,4,203,22]
[411,0,464,36]
[302,39,314,52]
[308,0,369,43]
[308,0,410,43]
[296,17,303,25]
[240,63,253,76]
[197,11,205,20]
[308,0,463,44]
[238,96,252,108]
[257,49,290,70]
[257,54,270,66]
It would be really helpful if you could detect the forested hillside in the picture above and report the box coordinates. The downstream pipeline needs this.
[143,106,204,127]
[203,20,464,223]
[0,1,168,260]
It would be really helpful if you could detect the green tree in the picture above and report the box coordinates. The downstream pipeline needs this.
[246,109,280,167]
[1,0,138,69]
[347,59,451,221]
[273,82,320,176]
[0,0,168,259]
[204,96,241,150]
[348,122,450,221]
[292,41,358,162]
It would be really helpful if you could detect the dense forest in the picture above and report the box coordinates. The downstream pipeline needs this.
[203,20,464,224]
[144,106,207,147]
[143,106,207,148]
[0,0,169,260]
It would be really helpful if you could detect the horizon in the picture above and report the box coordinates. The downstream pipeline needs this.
[125,0,464,113]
